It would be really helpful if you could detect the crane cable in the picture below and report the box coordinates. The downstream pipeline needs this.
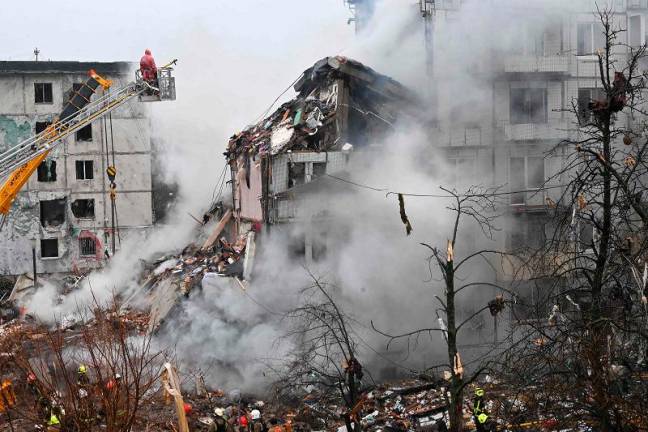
[109,112,121,247]
[103,111,120,257]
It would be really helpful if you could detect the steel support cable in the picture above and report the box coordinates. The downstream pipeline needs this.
[108,113,121,247]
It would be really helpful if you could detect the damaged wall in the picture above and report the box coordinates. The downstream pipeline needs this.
[0,63,154,275]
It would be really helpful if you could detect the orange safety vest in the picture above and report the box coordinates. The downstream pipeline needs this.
[0,380,17,412]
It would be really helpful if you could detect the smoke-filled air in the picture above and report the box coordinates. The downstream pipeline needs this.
[3,1,648,431]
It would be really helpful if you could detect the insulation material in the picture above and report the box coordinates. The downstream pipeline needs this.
[238,158,263,222]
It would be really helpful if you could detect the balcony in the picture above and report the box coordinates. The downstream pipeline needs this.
[504,55,569,74]
[628,0,648,9]
[503,121,569,141]
[434,127,484,147]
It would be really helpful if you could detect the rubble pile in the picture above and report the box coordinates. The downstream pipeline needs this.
[143,233,250,291]
[351,380,448,432]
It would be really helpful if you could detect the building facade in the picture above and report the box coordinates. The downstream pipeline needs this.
[343,0,648,315]
[0,61,153,275]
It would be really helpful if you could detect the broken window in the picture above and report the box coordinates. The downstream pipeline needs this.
[510,88,547,124]
[76,124,92,141]
[40,199,66,227]
[288,162,306,188]
[577,22,605,55]
[71,199,95,219]
[75,160,94,180]
[34,83,53,104]
[37,160,57,182]
[79,237,97,256]
[577,88,605,122]
[35,121,51,135]
[40,239,59,258]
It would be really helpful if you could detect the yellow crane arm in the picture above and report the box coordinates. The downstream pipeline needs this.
[0,151,49,215]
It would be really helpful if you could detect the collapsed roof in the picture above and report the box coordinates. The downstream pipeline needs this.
[225,56,418,161]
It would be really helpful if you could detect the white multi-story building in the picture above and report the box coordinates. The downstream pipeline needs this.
[0,61,152,275]
[344,0,648,314]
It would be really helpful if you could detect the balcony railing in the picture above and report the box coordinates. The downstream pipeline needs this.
[628,0,648,9]
[502,121,569,141]
[504,55,569,74]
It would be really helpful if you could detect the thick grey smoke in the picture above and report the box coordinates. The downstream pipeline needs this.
[24,0,579,392]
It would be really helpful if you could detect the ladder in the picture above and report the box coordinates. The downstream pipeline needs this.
[0,81,149,180]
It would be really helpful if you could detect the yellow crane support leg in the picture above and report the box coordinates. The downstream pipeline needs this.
[0,151,49,215]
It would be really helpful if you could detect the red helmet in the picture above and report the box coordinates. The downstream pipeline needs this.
[145,49,152,55]
[183,403,192,415]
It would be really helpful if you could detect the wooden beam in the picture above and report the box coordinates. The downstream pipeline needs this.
[201,209,232,251]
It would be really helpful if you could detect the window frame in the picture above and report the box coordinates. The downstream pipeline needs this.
[34,82,53,104]
[577,87,605,122]
[40,238,59,258]
[75,160,94,180]
[71,199,96,219]
[509,156,546,204]
[79,237,97,257]
[37,160,57,183]
[75,124,93,142]
[510,87,548,125]
[577,22,605,56]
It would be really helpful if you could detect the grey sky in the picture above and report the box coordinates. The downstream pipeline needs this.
[1,0,354,63]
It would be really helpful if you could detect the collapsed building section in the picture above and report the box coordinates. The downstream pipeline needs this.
[132,57,418,332]
[226,56,418,230]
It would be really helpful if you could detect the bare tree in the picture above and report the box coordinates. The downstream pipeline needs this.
[277,276,365,432]
[499,8,648,431]
[374,186,512,432]
[2,301,165,432]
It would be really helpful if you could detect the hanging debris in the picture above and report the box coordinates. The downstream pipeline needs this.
[487,295,505,316]
[624,155,636,168]
[398,193,413,236]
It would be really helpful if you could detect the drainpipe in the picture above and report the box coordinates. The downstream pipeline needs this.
[32,238,38,288]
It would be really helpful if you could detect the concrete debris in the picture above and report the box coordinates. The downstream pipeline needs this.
[225,56,415,162]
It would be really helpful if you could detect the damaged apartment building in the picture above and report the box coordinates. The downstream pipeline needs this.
[347,0,648,318]
[225,56,418,264]
[0,61,153,275]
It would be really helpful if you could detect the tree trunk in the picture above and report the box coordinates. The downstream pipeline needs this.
[589,112,613,431]
[446,259,464,432]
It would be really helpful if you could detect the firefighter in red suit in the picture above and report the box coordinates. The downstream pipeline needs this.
[139,49,158,84]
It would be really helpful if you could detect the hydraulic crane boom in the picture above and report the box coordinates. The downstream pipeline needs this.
[0,61,176,216]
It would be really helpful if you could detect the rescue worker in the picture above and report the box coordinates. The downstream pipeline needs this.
[239,411,250,432]
[212,407,228,432]
[472,387,485,418]
[47,410,61,431]
[472,388,495,432]
[139,49,158,88]
[77,364,89,386]
[250,409,266,432]
[268,418,284,432]
[47,403,65,431]
[475,412,496,432]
